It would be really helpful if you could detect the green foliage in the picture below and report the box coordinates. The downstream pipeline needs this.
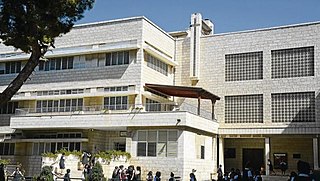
[89,162,104,181]
[38,166,54,181]
[56,149,82,158]
[0,0,95,53]
[0,159,10,165]
[94,150,131,162]
[42,149,83,159]
[41,152,57,159]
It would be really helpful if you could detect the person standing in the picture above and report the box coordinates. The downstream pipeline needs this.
[169,172,175,181]
[279,160,287,176]
[146,171,153,181]
[63,169,71,181]
[154,171,161,181]
[267,159,276,175]
[59,153,66,174]
[0,164,5,181]
[11,167,24,181]
[217,165,223,181]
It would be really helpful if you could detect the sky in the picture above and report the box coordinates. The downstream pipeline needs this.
[77,0,320,34]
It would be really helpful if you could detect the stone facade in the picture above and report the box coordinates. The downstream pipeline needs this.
[0,13,319,180]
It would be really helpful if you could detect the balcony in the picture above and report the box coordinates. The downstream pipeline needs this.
[10,102,219,134]
[14,102,215,120]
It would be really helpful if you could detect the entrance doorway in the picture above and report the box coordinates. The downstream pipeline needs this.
[242,148,264,172]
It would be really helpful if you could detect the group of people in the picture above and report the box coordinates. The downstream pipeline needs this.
[111,165,141,181]
[217,165,262,181]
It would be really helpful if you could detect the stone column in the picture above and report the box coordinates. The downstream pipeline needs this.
[265,137,270,175]
[218,136,225,172]
[313,137,319,170]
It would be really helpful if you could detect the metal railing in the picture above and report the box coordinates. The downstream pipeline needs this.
[14,102,215,120]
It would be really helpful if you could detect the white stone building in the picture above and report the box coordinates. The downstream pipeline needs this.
[0,13,319,180]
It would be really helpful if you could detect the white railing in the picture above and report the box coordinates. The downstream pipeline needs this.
[14,102,215,120]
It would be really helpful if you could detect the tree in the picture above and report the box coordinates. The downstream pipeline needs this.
[89,162,104,181]
[0,0,94,107]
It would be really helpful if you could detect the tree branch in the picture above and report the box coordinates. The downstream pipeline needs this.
[0,44,44,107]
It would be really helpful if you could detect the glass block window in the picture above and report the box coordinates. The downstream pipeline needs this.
[225,94,263,123]
[271,92,315,122]
[225,51,263,81]
[105,51,129,66]
[137,130,178,157]
[271,46,314,78]
[145,53,169,76]
[104,96,128,110]
[39,56,74,71]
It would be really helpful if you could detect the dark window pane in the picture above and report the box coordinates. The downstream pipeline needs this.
[137,143,146,156]
[67,57,73,69]
[39,61,44,71]
[106,53,111,66]
[56,59,61,70]
[62,58,68,69]
[9,143,15,155]
[16,62,21,73]
[75,142,81,151]
[10,62,15,73]
[5,63,10,74]
[112,52,117,65]
[147,143,156,157]
[124,51,129,64]
[50,60,55,70]
[44,61,50,71]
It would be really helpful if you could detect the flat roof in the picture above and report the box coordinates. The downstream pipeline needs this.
[145,83,220,101]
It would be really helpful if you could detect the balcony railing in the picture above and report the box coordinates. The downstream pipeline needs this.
[14,102,215,120]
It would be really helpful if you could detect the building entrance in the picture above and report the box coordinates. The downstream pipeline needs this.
[242,148,264,173]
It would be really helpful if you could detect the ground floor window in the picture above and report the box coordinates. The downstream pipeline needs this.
[32,142,81,155]
[137,130,178,157]
[0,143,15,155]
[114,142,126,152]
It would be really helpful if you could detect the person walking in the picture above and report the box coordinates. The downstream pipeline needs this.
[146,171,153,181]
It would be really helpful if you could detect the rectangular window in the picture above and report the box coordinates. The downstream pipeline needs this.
[145,53,169,76]
[4,61,21,74]
[137,130,178,158]
[225,51,263,81]
[271,46,314,78]
[36,98,83,113]
[146,98,161,112]
[0,143,15,155]
[271,92,315,122]
[32,142,81,155]
[105,51,130,66]
[104,96,128,110]
[225,94,263,123]
[39,56,73,71]
[200,145,205,159]
[0,101,19,114]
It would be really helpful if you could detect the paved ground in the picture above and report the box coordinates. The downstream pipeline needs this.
[262,175,289,181]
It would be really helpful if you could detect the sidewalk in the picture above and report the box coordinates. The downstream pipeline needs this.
[262,175,288,181]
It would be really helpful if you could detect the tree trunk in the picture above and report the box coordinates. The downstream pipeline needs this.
[0,44,43,107]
